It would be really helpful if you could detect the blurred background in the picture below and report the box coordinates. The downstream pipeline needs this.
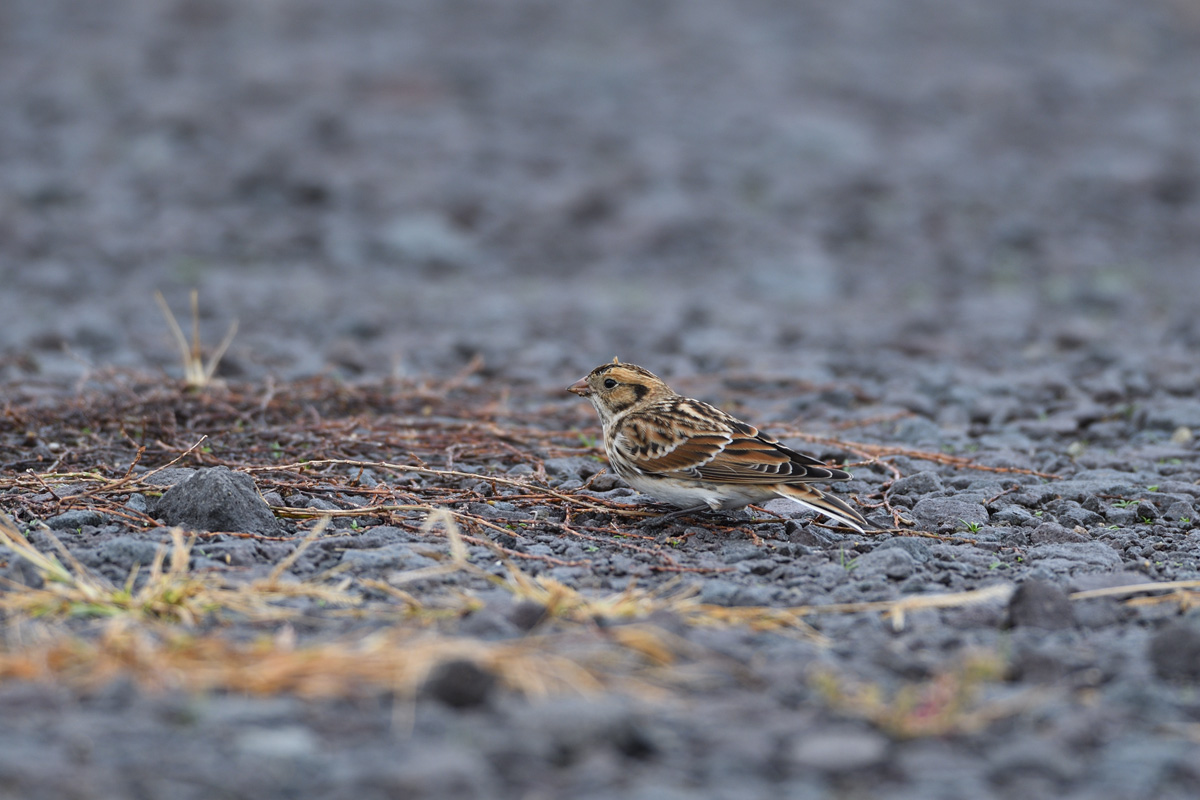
[2,0,1199,385]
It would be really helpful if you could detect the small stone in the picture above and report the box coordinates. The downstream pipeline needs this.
[1025,542,1122,572]
[910,497,988,531]
[1030,522,1089,545]
[1008,579,1075,629]
[46,509,104,530]
[422,659,497,708]
[1148,620,1200,682]
[784,521,846,547]
[98,536,167,569]
[508,600,548,631]
[234,726,319,758]
[888,471,944,497]
[991,506,1034,526]
[872,537,932,562]
[154,466,279,535]
[699,580,742,606]
[854,547,916,579]
[787,728,889,772]
[1161,499,1194,523]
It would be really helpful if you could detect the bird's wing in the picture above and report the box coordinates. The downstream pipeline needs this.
[615,398,850,484]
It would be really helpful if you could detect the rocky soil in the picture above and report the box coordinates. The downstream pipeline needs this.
[3,1,1200,798]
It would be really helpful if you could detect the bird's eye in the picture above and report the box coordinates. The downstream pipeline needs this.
[603,378,617,389]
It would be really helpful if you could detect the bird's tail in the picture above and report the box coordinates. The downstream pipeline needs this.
[775,484,877,533]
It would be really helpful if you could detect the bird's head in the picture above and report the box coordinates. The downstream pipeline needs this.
[567,360,673,423]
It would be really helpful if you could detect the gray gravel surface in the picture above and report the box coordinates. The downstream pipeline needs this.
[3,1,1200,798]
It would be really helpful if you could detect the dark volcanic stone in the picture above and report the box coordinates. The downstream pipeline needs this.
[153,466,280,535]
[422,659,497,708]
[1030,522,1089,545]
[1147,620,1200,682]
[1008,579,1076,630]
[509,600,549,631]
[46,509,104,530]
[910,497,988,530]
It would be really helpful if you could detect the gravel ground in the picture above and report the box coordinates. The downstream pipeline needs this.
[3,1,1200,798]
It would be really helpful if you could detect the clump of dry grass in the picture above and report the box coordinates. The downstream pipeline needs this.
[0,515,355,624]
[154,289,238,389]
[0,623,606,699]
[810,649,1042,738]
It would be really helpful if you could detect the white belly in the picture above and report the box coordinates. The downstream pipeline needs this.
[621,471,769,511]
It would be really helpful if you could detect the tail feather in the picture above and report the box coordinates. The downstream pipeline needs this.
[775,485,876,534]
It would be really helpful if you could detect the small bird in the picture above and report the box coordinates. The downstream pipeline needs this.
[568,359,875,533]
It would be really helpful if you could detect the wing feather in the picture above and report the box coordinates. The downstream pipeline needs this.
[614,397,851,485]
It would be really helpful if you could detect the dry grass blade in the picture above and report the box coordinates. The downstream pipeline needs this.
[0,514,356,623]
[0,625,606,699]
[252,458,643,517]
[265,516,330,585]
[154,289,238,388]
[791,583,1015,631]
[1069,579,1200,601]
[810,648,1044,738]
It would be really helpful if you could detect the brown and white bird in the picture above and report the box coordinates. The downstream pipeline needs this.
[568,359,875,533]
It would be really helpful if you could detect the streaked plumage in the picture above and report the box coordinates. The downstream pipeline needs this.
[567,359,875,533]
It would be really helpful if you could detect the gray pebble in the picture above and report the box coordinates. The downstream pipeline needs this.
[98,536,167,569]
[154,466,279,535]
[888,471,944,497]
[46,509,104,530]
[873,536,932,562]
[422,659,497,709]
[853,547,916,579]
[1008,579,1076,629]
[1147,620,1200,682]
[910,497,988,530]
[786,727,889,772]
[1026,542,1122,572]
[1030,522,1090,545]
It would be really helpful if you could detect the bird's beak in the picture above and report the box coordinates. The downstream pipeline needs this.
[567,378,591,397]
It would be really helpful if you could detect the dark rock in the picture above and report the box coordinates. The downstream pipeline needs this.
[422,659,497,709]
[544,457,604,482]
[910,497,988,530]
[888,471,944,497]
[46,509,104,530]
[1148,620,1200,682]
[1030,522,1089,545]
[1163,500,1196,525]
[892,417,943,445]
[1135,501,1158,521]
[699,580,742,606]
[458,607,522,639]
[154,466,279,535]
[721,544,763,564]
[1009,579,1076,629]
[784,522,846,548]
[340,544,437,572]
[1009,646,1072,683]
[854,547,916,579]
[124,494,150,514]
[139,467,197,487]
[98,536,167,569]
[990,505,1035,526]
[508,600,548,631]
[1025,542,1122,573]
[871,537,932,563]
